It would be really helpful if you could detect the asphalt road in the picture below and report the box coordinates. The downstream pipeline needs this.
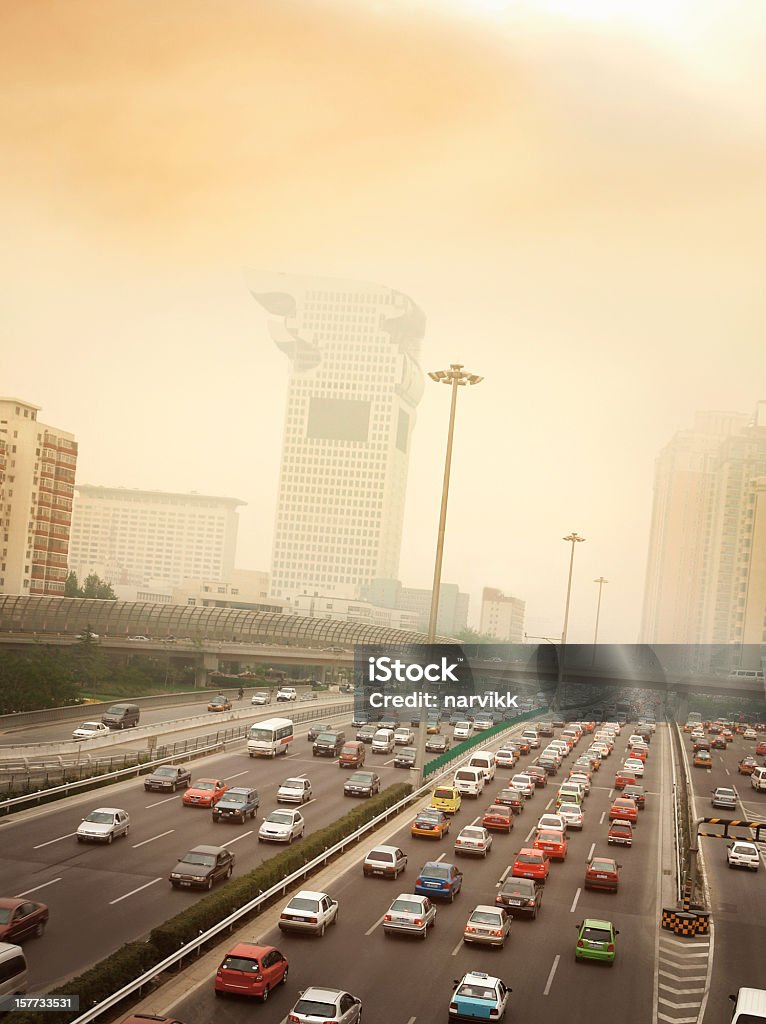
[163,724,668,1024]
[681,725,766,1021]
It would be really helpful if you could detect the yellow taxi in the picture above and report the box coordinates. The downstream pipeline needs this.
[430,785,462,816]
[411,809,451,839]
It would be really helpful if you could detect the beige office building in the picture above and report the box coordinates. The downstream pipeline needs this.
[0,398,78,597]
[479,587,526,643]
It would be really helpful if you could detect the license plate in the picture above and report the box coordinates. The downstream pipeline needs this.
[179,881,191,887]
[425,882,439,888]
[392,916,409,923]
[596,874,607,879]
[508,899,523,906]
[372,869,385,875]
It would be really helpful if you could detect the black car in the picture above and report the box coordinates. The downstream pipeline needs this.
[169,845,234,890]
[394,747,417,768]
[357,725,377,744]
[536,758,559,776]
[425,735,450,753]
[494,787,525,814]
[495,876,543,918]
[144,765,192,792]
[622,784,646,809]
[212,787,260,823]
[378,717,399,731]
[313,731,345,757]
[351,712,370,728]
[307,722,331,743]
[344,771,381,798]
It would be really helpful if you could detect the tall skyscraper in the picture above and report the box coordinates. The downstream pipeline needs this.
[69,485,244,589]
[0,398,78,596]
[640,404,766,655]
[249,271,425,599]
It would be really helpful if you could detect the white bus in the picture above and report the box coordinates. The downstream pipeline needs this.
[247,717,294,758]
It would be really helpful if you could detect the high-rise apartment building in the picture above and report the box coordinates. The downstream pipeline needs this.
[249,271,425,599]
[640,404,766,655]
[69,485,245,589]
[480,587,526,642]
[363,577,469,637]
[0,398,78,596]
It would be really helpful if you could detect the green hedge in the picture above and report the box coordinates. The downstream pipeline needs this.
[16,782,412,1024]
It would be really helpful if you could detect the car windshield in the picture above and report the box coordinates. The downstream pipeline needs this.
[224,793,247,804]
[153,768,175,777]
[221,956,259,972]
[317,732,337,741]
[470,911,502,925]
[732,844,757,854]
[80,722,100,730]
[716,789,736,797]
[460,828,483,839]
[350,773,372,783]
[421,865,450,879]
[560,804,580,815]
[612,824,631,833]
[537,832,561,842]
[417,811,440,821]
[181,851,216,866]
[499,789,519,800]
[502,880,532,895]
[288,897,321,912]
[293,1000,337,1019]
[85,811,114,823]
[434,789,454,800]
[194,781,216,791]
[582,926,611,943]
[486,806,507,815]
[390,898,422,914]
[400,748,416,756]
[456,984,495,1001]
[267,812,293,824]
[281,779,303,788]
[366,851,393,862]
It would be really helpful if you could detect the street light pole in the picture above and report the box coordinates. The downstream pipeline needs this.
[553,532,585,712]
[593,577,609,646]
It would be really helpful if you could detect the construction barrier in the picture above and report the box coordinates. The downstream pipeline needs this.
[661,907,711,936]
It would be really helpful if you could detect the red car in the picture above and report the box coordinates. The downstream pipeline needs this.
[738,757,757,776]
[712,736,727,750]
[609,797,638,824]
[512,847,551,882]
[629,746,648,761]
[607,819,633,846]
[614,770,637,790]
[584,856,621,893]
[482,804,514,833]
[757,740,766,756]
[525,767,548,788]
[214,942,288,999]
[533,829,568,861]
[0,898,49,942]
[183,778,228,808]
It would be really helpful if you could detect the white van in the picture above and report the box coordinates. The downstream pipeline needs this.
[453,766,485,798]
[467,751,497,781]
[0,943,27,997]
[730,988,766,1022]
[453,721,473,739]
[371,729,395,754]
[751,767,766,792]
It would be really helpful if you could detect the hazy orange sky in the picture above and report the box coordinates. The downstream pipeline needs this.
[2,0,765,640]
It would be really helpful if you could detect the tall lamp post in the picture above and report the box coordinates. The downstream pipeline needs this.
[593,577,609,646]
[553,531,586,711]
[416,363,483,786]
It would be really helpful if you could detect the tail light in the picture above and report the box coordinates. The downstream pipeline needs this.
[280,913,289,919]
[607,943,614,952]
[254,974,263,981]
[414,918,423,927]
[492,929,503,937]
[465,925,475,933]
[449,1004,458,1013]
[289,1015,300,1022]
[455,838,462,845]
[527,898,536,906]
[305,917,317,923]
[577,939,584,947]
[477,842,484,848]
[384,914,392,922]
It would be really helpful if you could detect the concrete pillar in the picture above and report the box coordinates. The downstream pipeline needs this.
[194,652,220,689]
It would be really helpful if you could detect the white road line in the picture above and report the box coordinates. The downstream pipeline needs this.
[220,830,254,846]
[543,954,560,996]
[109,877,163,905]
[132,829,175,849]
[146,795,179,808]
[545,798,552,810]
[15,878,62,898]
[725,768,731,775]
[470,815,481,826]
[569,888,581,913]
[451,937,464,956]
[599,811,606,825]
[525,826,535,842]
[587,842,595,861]
[223,770,249,781]
[384,758,397,766]
[365,913,386,936]
[32,832,76,849]
[496,866,511,888]
[405,1017,417,1024]
[435,852,446,862]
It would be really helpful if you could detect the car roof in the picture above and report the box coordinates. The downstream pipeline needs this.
[187,844,226,855]
[225,942,275,957]
[368,844,401,854]
[0,898,26,909]
[90,806,126,814]
[299,987,345,1000]
[470,904,504,914]
[581,918,614,929]
[291,890,329,900]
[461,971,502,986]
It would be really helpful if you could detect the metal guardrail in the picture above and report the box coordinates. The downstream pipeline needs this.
[667,716,684,902]
[422,708,541,778]
[0,702,352,815]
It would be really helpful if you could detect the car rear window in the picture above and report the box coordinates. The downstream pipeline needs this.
[293,1000,336,1018]
[422,865,450,879]
[516,854,542,864]
[457,984,494,1001]
[434,788,454,799]
[390,898,421,914]
[582,927,611,942]
[221,955,260,972]
[366,851,393,862]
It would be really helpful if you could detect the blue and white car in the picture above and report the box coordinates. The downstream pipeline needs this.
[449,971,511,1021]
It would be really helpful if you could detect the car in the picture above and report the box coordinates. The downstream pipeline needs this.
[279,890,339,935]
[694,750,713,768]
[575,918,619,965]
[536,756,560,776]
[277,777,313,803]
[534,828,568,861]
[744,728,758,741]
[756,740,766,756]
[623,784,646,809]
[710,734,726,749]
[426,720,441,735]
[454,825,493,857]
[214,942,288,1000]
[363,845,407,879]
[208,696,232,712]
[415,860,464,901]
[183,778,227,808]
[607,819,633,846]
[558,802,584,829]
[394,727,415,746]
[313,730,345,757]
[495,876,543,918]
[76,807,130,843]
[511,774,534,798]
[449,971,511,1023]
[727,841,760,871]
[584,856,621,892]
[609,797,638,824]
[343,770,381,798]
[463,905,511,947]
[76,631,100,640]
[516,739,531,755]
[572,760,593,778]
[144,765,192,792]
[494,787,525,814]
[622,758,645,777]
[307,722,332,742]
[394,746,417,768]
[212,787,260,823]
[128,635,151,642]
[411,809,451,840]
[382,893,437,939]
[357,724,377,743]
[251,691,271,705]
[511,848,551,883]
[495,748,518,768]
[525,766,548,788]
[711,786,738,809]
[568,772,592,794]
[482,804,514,832]
[738,756,758,775]
[72,720,110,740]
[693,737,711,752]
[431,785,462,815]
[0,899,49,942]
[426,734,450,754]
[287,987,362,1024]
[537,812,567,833]
[258,809,305,843]
[276,687,298,701]
[614,770,637,790]
[170,844,234,890]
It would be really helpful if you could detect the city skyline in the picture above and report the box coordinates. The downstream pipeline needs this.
[2,0,765,642]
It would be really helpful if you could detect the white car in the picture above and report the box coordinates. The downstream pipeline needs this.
[623,758,645,777]
[288,987,362,1024]
[279,889,339,935]
[128,635,151,641]
[251,692,270,705]
[258,809,305,843]
[727,841,760,871]
[454,826,493,857]
[277,777,313,804]
[72,721,110,740]
[382,893,437,938]
[537,812,567,833]
[568,772,592,795]
[394,727,415,746]
[76,807,130,844]
[744,729,758,741]
[495,748,518,768]
[463,905,512,947]
[453,722,473,739]
[558,802,584,829]
[511,774,534,798]
[276,687,297,702]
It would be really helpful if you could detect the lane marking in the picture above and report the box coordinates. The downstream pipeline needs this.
[220,830,254,846]
[365,913,385,936]
[451,937,464,956]
[146,795,179,808]
[15,878,62,898]
[496,866,511,888]
[435,852,446,863]
[132,829,175,849]
[470,816,481,826]
[223,771,249,781]
[587,842,595,861]
[569,887,581,913]
[544,798,552,810]
[525,826,535,842]
[33,832,76,849]
[543,954,560,996]
[109,877,163,905]
[599,811,606,825]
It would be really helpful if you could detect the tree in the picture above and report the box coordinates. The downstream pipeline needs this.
[63,571,117,600]
[64,570,80,597]
[455,627,498,645]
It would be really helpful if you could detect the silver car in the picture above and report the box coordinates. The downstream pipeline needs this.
[382,893,436,938]
[511,774,534,798]
[277,777,313,804]
[76,807,130,844]
[279,890,339,935]
[454,826,493,857]
[72,721,110,740]
[463,905,511,947]
[288,987,362,1024]
[711,786,737,809]
[258,809,305,843]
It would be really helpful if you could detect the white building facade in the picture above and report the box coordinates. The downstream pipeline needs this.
[480,587,526,643]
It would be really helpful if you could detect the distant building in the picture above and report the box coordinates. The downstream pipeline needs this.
[363,578,469,637]
[288,592,420,632]
[479,587,526,643]
[173,570,284,614]
[69,485,245,590]
[0,397,78,597]
[249,271,425,600]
